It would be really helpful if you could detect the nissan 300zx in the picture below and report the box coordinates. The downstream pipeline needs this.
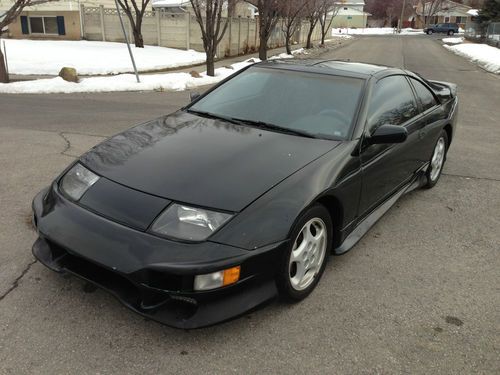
[32,60,458,328]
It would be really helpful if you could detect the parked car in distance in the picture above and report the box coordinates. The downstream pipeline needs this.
[32,60,459,329]
[424,23,460,35]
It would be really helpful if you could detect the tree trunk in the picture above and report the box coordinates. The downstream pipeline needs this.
[285,33,292,55]
[321,32,326,46]
[133,28,144,48]
[206,54,215,77]
[0,48,8,83]
[306,25,315,49]
[258,37,267,60]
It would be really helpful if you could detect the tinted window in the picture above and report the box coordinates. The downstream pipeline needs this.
[367,76,418,130]
[190,67,365,140]
[409,78,437,112]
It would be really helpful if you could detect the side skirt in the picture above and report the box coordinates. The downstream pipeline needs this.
[333,165,428,255]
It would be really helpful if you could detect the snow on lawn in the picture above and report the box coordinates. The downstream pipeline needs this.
[0,59,257,94]
[442,37,464,44]
[2,39,206,75]
[444,43,500,74]
[332,27,424,36]
[326,35,354,40]
[269,48,307,59]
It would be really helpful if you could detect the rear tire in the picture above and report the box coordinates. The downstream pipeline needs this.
[427,29,433,35]
[276,204,332,302]
[424,130,448,189]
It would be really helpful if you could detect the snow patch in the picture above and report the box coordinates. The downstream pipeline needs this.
[332,27,424,36]
[326,35,354,40]
[0,59,259,94]
[444,43,500,74]
[442,37,464,44]
[2,39,207,75]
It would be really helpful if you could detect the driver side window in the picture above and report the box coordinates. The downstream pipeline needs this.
[367,76,418,131]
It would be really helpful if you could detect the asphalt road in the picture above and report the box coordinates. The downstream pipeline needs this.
[0,36,499,374]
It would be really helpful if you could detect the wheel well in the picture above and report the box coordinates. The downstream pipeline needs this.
[444,124,452,147]
[316,195,344,248]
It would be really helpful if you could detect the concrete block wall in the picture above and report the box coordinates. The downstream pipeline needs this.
[82,6,323,57]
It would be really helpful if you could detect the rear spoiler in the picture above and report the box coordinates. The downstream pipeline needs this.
[425,79,457,103]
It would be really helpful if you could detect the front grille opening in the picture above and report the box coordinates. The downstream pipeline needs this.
[133,269,189,292]
[62,251,143,305]
[43,239,200,322]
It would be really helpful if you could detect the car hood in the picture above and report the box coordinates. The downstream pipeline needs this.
[80,111,340,212]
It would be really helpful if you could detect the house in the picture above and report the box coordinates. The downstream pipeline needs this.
[331,0,371,28]
[151,0,258,18]
[415,0,475,28]
[0,0,122,40]
[0,0,81,40]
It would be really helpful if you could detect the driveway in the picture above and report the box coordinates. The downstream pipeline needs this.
[0,36,498,374]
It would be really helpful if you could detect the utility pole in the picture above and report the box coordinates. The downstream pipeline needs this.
[114,0,140,83]
[398,0,407,33]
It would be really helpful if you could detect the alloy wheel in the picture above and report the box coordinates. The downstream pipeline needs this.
[288,218,327,291]
[430,137,446,181]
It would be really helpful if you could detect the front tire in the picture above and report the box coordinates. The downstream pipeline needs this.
[448,30,454,36]
[276,204,332,301]
[425,130,448,188]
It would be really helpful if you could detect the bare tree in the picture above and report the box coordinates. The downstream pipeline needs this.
[115,0,151,48]
[190,0,229,76]
[318,0,339,45]
[423,0,460,25]
[0,0,57,83]
[304,0,321,49]
[246,0,280,60]
[280,0,308,54]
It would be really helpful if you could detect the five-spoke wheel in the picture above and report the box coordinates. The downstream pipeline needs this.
[277,204,332,301]
[425,130,448,188]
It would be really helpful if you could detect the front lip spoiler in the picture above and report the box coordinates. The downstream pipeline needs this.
[32,236,278,329]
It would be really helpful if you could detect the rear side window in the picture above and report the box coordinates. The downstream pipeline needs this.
[367,76,418,130]
[409,78,437,112]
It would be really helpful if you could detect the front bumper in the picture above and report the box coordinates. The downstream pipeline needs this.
[32,185,282,329]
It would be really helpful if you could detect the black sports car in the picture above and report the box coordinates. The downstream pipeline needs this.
[32,60,458,329]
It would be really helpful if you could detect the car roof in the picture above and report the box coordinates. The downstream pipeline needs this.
[254,59,402,79]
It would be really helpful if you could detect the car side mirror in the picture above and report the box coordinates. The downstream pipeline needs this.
[368,124,408,145]
[190,92,201,102]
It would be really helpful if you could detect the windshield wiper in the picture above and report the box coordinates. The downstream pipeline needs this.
[229,117,318,139]
[186,109,242,125]
[187,109,317,139]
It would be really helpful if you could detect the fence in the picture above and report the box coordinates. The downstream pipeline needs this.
[81,5,323,58]
[465,21,500,47]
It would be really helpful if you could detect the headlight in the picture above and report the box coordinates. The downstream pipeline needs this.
[60,163,100,201]
[150,204,233,241]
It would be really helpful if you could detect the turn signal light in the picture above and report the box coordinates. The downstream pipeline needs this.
[223,266,241,286]
[193,266,241,291]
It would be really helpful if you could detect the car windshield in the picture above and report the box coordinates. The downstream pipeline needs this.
[188,66,365,140]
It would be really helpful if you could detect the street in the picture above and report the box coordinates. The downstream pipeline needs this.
[0,36,499,374]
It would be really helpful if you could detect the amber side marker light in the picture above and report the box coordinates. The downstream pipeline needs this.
[193,266,241,291]
[223,266,241,286]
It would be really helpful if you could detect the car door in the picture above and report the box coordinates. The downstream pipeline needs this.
[407,76,447,162]
[358,75,423,216]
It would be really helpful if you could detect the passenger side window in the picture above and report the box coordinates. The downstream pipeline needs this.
[409,78,437,112]
[367,76,418,131]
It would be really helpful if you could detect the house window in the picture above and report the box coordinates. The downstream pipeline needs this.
[444,16,450,23]
[344,7,348,10]
[455,16,465,24]
[29,16,59,34]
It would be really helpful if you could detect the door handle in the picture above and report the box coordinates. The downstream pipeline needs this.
[419,129,426,139]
